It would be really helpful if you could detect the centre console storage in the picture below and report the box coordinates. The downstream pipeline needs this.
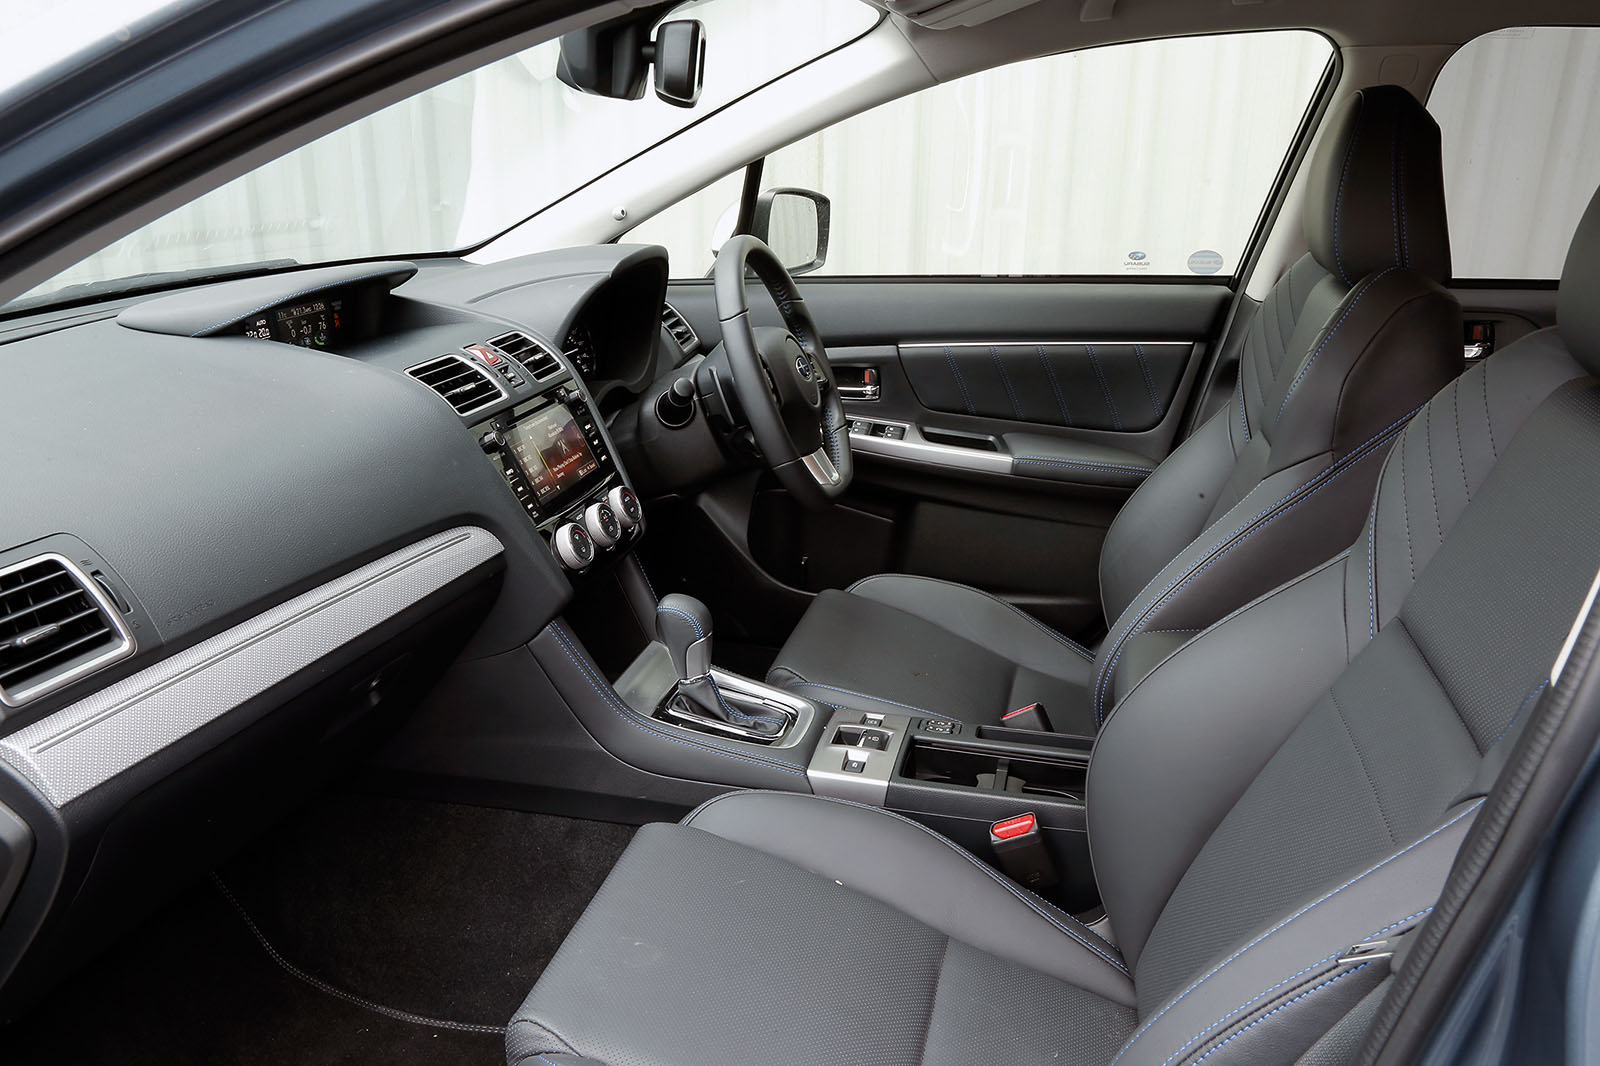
[807,711,1099,909]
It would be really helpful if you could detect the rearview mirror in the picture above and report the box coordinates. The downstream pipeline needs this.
[557,17,705,108]
[751,188,831,275]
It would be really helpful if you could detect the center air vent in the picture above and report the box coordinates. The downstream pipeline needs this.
[0,555,132,707]
[486,331,562,380]
[406,354,506,416]
[661,303,699,354]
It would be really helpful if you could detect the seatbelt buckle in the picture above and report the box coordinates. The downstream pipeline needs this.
[989,813,1059,890]
[1001,702,1052,731]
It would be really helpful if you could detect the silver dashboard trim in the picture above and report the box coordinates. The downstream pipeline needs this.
[848,420,1015,475]
[0,526,503,807]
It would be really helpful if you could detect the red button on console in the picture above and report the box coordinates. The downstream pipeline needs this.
[991,813,1036,840]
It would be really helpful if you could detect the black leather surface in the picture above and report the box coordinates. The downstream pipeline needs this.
[1303,86,1451,285]
[769,83,1460,733]
[901,342,1188,432]
[768,576,1098,733]
[510,181,1600,1066]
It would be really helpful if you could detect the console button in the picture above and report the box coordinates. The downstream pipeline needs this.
[583,501,622,548]
[607,486,642,528]
[843,757,868,774]
[552,523,594,570]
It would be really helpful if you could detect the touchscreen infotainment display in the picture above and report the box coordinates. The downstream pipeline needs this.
[504,404,600,506]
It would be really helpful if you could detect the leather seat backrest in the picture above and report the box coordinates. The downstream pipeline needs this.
[1088,86,1462,726]
[1099,85,1457,626]
[1084,185,1600,1066]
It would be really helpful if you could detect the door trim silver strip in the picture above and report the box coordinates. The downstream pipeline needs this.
[0,526,503,807]
[897,340,1192,349]
[848,420,1015,475]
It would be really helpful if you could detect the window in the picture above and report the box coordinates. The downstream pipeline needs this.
[9,0,878,312]
[629,31,1331,278]
[1428,27,1600,281]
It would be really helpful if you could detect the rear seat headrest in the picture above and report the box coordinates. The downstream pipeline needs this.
[1559,183,1600,377]
[1304,85,1452,285]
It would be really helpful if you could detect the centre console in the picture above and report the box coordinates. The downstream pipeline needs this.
[474,381,643,572]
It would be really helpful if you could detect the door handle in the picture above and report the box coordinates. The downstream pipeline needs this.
[835,366,880,401]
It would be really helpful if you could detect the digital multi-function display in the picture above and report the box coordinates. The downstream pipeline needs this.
[242,298,344,348]
[503,403,600,505]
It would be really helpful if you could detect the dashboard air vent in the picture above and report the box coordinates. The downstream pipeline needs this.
[406,355,505,416]
[661,303,699,354]
[0,555,132,707]
[487,331,562,380]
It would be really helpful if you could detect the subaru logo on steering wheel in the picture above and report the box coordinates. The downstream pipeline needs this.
[795,354,814,380]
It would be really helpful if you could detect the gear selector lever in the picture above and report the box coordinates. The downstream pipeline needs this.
[655,594,786,739]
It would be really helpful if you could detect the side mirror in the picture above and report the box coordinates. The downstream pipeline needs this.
[557,17,705,108]
[751,188,831,275]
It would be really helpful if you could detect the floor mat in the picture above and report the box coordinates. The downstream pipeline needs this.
[7,794,637,1066]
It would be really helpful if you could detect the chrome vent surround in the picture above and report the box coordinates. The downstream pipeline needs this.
[0,554,133,708]
[406,354,506,415]
[486,331,563,380]
[661,303,699,354]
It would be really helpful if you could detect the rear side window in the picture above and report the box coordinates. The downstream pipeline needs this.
[631,30,1332,279]
[1428,27,1600,280]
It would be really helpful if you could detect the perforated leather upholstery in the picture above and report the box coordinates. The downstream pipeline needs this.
[770,85,1462,732]
[508,181,1600,1066]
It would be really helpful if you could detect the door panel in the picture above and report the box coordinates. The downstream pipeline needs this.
[898,342,1188,432]
[658,278,1231,643]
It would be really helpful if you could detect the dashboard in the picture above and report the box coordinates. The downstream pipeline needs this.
[0,242,700,1014]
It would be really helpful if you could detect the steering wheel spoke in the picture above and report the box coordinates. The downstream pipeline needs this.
[712,235,853,507]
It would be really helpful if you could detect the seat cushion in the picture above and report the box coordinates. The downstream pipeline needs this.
[767,574,1099,733]
[507,791,1134,1066]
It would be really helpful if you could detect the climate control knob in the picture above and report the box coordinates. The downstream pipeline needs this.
[552,522,595,570]
[583,501,622,548]
[606,486,642,529]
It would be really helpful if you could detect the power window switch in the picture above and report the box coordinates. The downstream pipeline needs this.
[880,425,906,440]
[850,419,872,435]
[843,756,868,774]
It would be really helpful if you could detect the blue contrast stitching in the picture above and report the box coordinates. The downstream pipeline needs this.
[1389,121,1401,269]
[1135,344,1164,418]
[1093,406,1422,723]
[1399,137,1410,266]
[1332,104,1364,285]
[1087,344,1124,430]
[683,790,1129,974]
[1013,456,1153,479]
[636,560,659,603]
[708,676,783,727]
[1489,680,1550,749]
[1112,803,1477,1062]
[656,603,704,639]
[944,346,976,415]
[847,573,1096,662]
[547,623,805,777]
[189,268,408,337]
[1188,964,1373,1066]
[1237,377,1250,443]
[1365,477,1383,639]
[1276,267,1397,424]
[788,682,958,723]
[1040,345,1073,426]
[1138,907,1431,1066]
[990,346,1023,418]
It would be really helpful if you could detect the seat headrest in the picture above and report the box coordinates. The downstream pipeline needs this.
[1559,183,1600,377]
[1303,85,1451,285]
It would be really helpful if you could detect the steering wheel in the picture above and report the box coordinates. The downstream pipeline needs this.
[712,235,852,507]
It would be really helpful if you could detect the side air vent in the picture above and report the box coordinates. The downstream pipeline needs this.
[487,331,563,380]
[406,354,506,416]
[0,555,132,707]
[661,303,699,354]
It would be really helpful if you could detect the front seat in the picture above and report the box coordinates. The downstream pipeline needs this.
[767,85,1462,734]
[504,184,1600,1066]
